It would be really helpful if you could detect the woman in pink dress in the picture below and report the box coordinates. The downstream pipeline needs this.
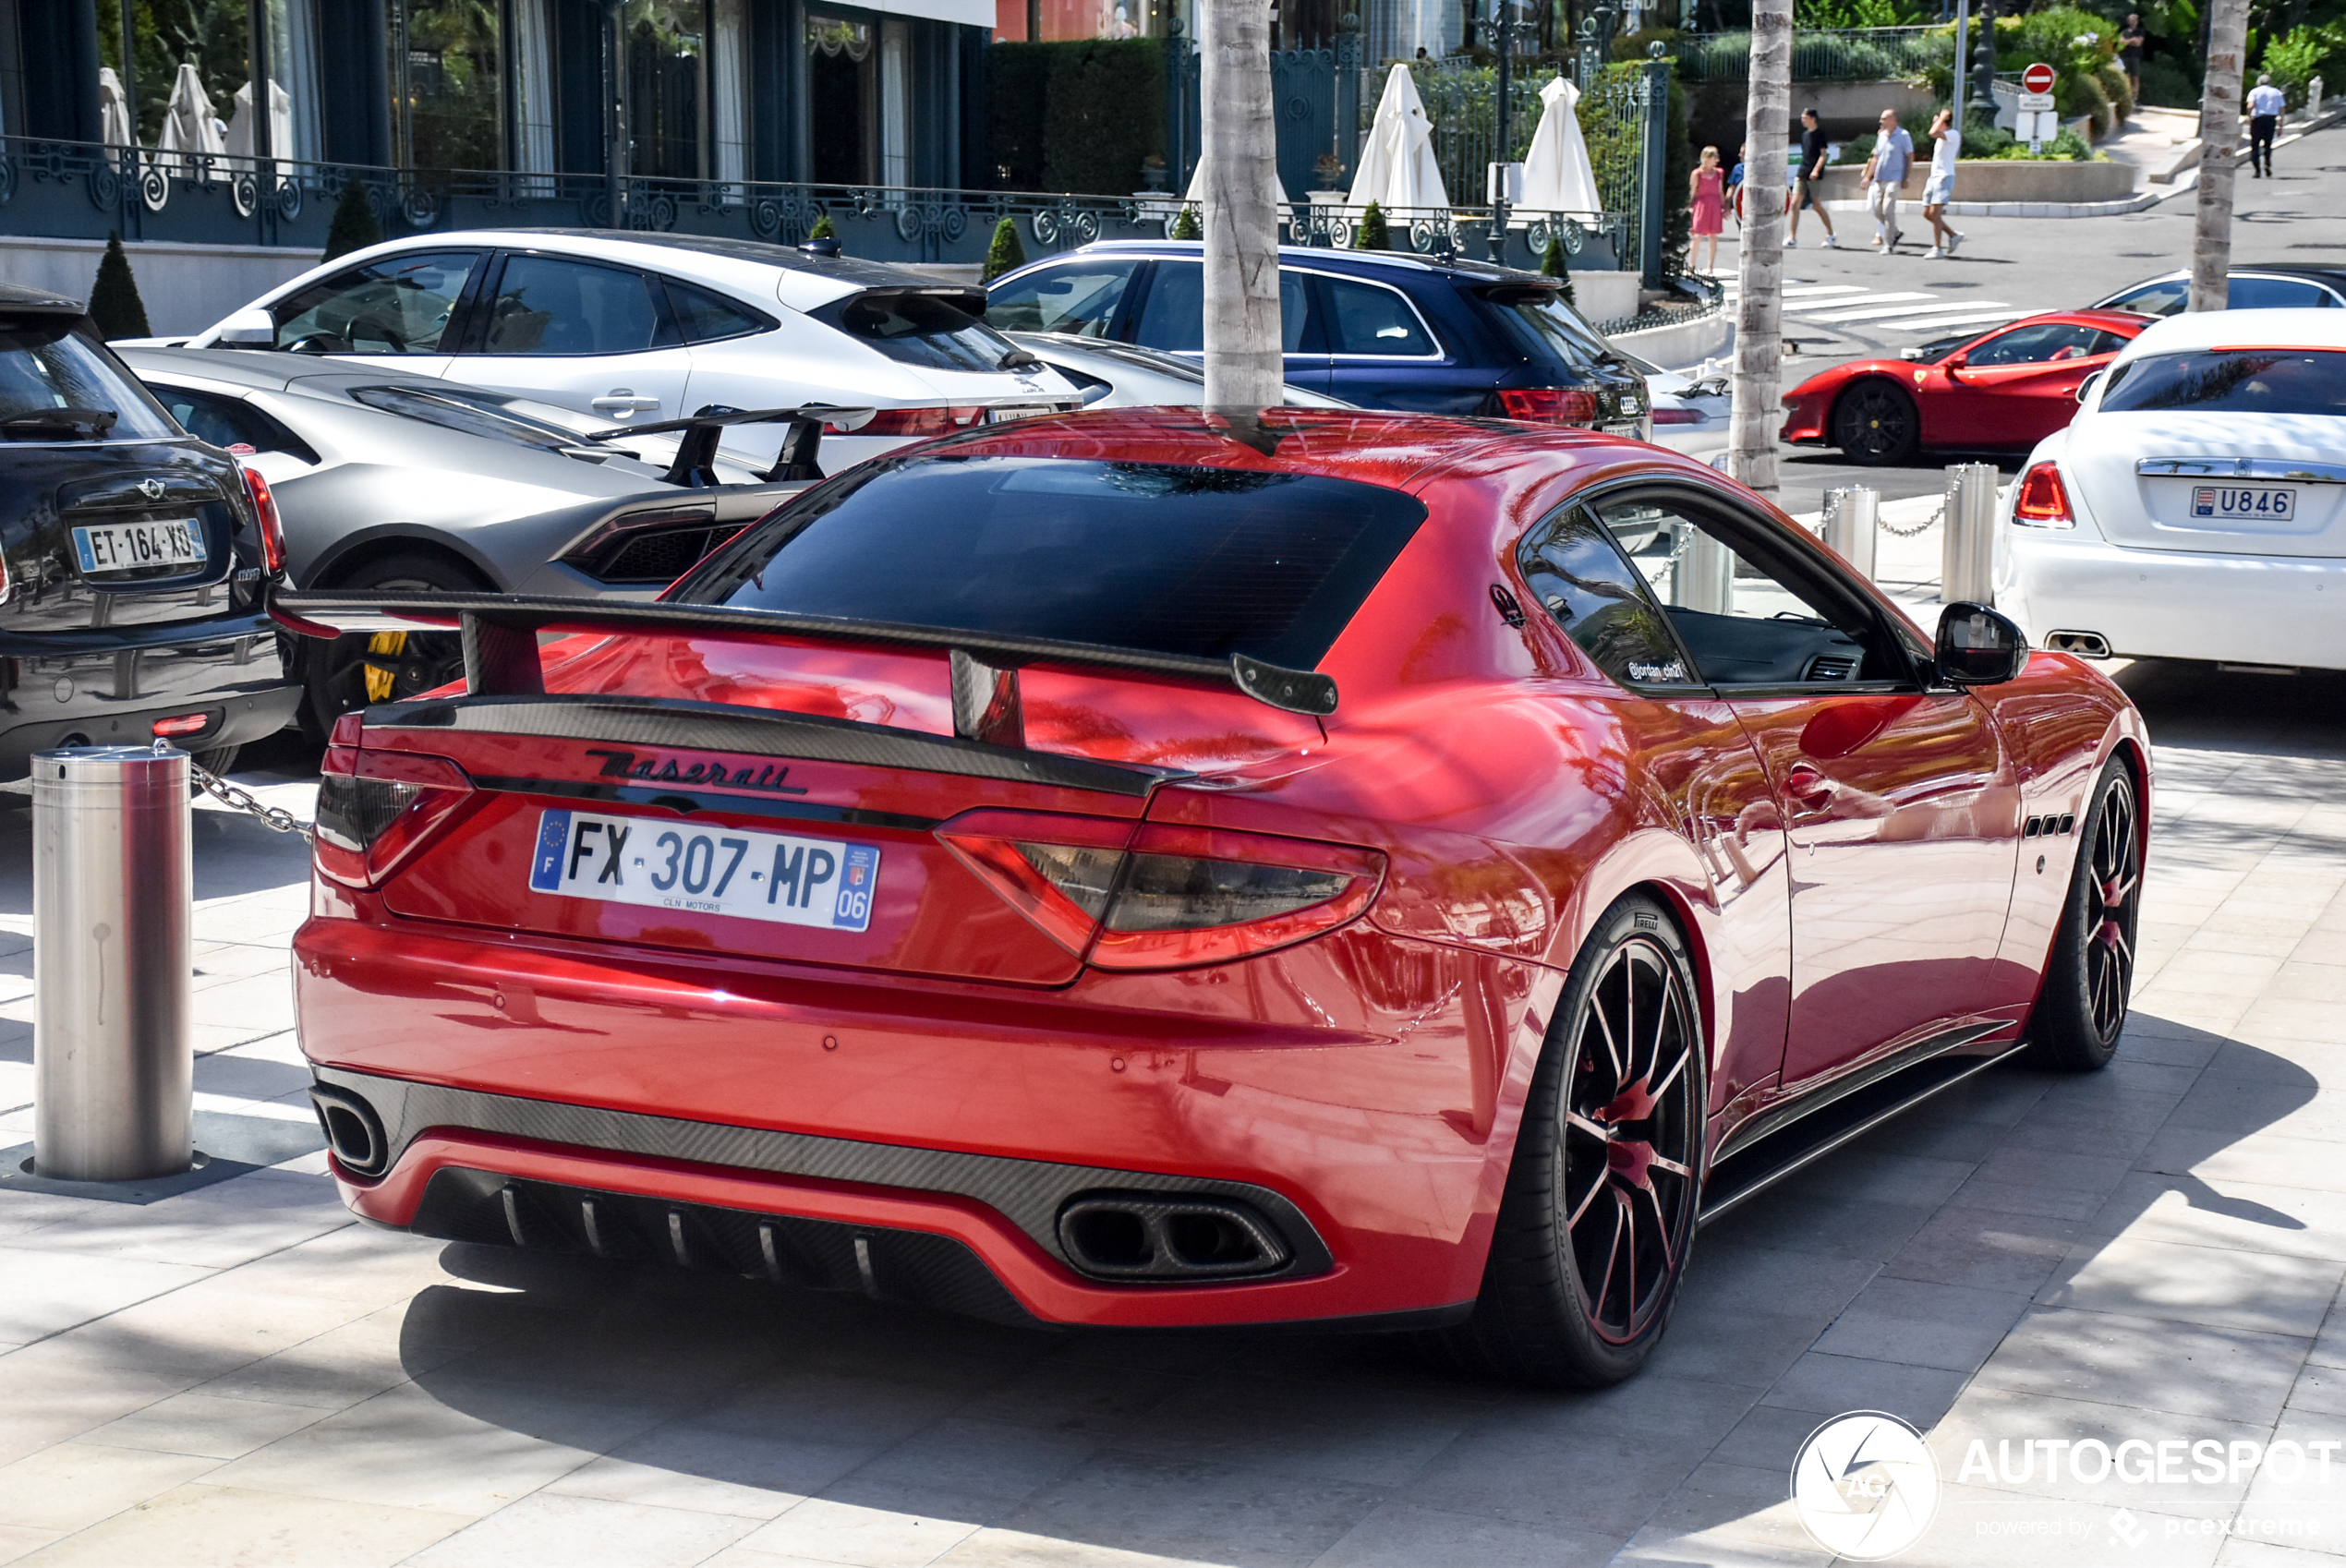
[1689,146,1726,274]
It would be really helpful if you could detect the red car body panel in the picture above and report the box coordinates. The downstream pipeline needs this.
[1779,309,2151,453]
[291,408,2148,1329]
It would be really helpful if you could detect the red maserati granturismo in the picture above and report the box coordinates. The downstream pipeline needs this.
[280,408,2147,1387]
[1781,308,2152,464]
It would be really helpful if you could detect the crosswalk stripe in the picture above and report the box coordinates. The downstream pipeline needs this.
[1880,309,2024,332]
[1797,294,1951,321]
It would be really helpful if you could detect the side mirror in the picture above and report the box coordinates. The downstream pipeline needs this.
[1936,601,2028,685]
[2075,369,2104,405]
[214,307,276,346]
[1941,351,1967,371]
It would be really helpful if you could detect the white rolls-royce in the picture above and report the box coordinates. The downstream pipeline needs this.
[1997,308,2346,673]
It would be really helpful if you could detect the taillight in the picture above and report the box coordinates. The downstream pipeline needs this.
[1496,387,1601,427]
[833,406,989,438]
[939,813,1384,971]
[1649,406,1705,426]
[238,462,287,572]
[314,743,476,887]
[2013,462,2075,529]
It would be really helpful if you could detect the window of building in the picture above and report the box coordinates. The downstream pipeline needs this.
[807,15,873,186]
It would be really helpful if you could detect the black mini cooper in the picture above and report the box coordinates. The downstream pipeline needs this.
[0,283,298,776]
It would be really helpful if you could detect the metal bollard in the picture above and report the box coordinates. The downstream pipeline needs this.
[1941,463,2000,605]
[1821,486,1879,581]
[32,744,193,1182]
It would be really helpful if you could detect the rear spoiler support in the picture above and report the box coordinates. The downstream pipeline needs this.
[581,404,873,488]
[275,593,1340,743]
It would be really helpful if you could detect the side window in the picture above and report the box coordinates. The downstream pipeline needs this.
[2228,276,2329,310]
[983,262,1137,337]
[1591,494,1893,688]
[270,250,480,355]
[660,279,768,344]
[151,386,313,460]
[1323,276,1435,356]
[478,256,663,356]
[2105,279,2187,317]
[1967,322,2104,367]
[1129,262,1323,354]
[2088,330,2135,357]
[1517,506,1694,688]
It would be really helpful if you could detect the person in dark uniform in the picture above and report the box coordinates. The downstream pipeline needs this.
[2118,15,2146,102]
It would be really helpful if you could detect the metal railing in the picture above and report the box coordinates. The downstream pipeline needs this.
[1674,26,1945,82]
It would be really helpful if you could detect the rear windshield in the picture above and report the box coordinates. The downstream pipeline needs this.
[2099,349,2346,416]
[1481,288,1619,376]
[677,455,1428,669]
[830,291,1020,374]
[0,319,178,440]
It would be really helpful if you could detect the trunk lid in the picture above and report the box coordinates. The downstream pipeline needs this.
[1,441,260,633]
[2072,420,2346,559]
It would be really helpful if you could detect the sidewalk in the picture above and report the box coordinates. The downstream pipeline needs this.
[2,668,2346,1565]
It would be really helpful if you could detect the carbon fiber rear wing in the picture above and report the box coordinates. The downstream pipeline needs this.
[270,590,1339,750]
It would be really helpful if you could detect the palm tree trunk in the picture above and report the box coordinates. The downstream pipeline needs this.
[2190,0,2251,311]
[1727,0,1791,495]
[1199,0,1284,414]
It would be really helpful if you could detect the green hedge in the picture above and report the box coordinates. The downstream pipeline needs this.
[986,39,1166,194]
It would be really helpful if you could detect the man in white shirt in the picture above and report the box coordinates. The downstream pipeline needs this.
[1859,109,1913,251]
[1921,109,1965,259]
[2248,74,2285,176]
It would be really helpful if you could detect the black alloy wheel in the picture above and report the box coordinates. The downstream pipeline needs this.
[1832,379,1920,465]
[2027,757,2143,1071]
[1439,894,1704,1387]
[296,551,482,742]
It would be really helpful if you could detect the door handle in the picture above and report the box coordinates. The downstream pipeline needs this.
[1784,763,1836,809]
[590,392,661,414]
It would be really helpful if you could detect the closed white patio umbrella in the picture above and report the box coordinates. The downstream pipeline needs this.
[156,62,226,170]
[1347,63,1447,217]
[1516,75,1603,224]
[224,79,296,163]
[1181,149,1293,225]
[98,66,136,165]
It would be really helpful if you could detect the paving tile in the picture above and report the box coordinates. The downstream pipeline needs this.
[1609,1457,1831,1567]
[195,1295,518,1412]
[1811,1277,2034,1373]
[1100,1372,1472,1488]
[399,1490,759,1567]
[1883,1205,2084,1296]
[1393,1399,1730,1538]
[1972,1306,2308,1423]
[1306,1501,1620,1567]
[77,1390,326,1461]
[1931,1385,2270,1514]
[2081,1175,2346,1264]
[1915,1486,2225,1568]
[546,1422,871,1520]
[0,1441,223,1532]
[2038,1236,2346,1337]
[1760,1352,1970,1426]
[1,1481,467,1568]
[0,1526,58,1567]
[979,1451,1382,1568]
[733,1495,988,1566]
[0,1250,212,1345]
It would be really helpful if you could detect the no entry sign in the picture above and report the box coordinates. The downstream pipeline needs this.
[2021,62,2057,94]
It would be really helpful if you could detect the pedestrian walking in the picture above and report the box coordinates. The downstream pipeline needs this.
[2119,14,2146,102]
[1861,109,1913,250]
[1690,146,1726,272]
[1921,108,1965,258]
[1786,105,1839,249]
[1727,143,1747,229]
[2249,73,2284,175]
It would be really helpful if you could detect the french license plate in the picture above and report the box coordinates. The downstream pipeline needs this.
[72,518,207,574]
[527,809,878,932]
[986,405,1055,422]
[2192,485,2296,521]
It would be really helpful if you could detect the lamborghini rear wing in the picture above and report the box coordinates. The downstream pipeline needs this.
[270,590,1339,751]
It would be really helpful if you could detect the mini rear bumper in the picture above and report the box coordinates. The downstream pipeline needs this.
[2000,528,2346,670]
[0,617,299,778]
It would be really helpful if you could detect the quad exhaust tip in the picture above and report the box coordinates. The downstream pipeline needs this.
[1057,1191,1291,1281]
[308,1084,388,1177]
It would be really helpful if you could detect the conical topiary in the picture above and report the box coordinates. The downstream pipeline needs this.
[88,232,151,340]
[982,216,1027,283]
[1354,200,1390,250]
[809,212,837,240]
[1540,235,1566,277]
[1169,203,1201,240]
[322,179,381,261]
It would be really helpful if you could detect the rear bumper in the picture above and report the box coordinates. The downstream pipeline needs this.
[295,906,1530,1327]
[0,621,298,778]
[2000,529,2346,670]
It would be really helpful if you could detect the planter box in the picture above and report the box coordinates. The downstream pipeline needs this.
[1808,157,2134,205]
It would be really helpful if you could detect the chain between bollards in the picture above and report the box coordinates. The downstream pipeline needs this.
[189,755,314,842]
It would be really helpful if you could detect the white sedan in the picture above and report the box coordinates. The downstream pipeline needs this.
[1997,308,2346,673]
[177,232,1082,471]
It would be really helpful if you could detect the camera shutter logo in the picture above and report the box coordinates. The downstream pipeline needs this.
[1791,1411,1941,1560]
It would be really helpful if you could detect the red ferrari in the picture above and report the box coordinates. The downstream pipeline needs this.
[1781,309,2151,464]
[281,408,2147,1388]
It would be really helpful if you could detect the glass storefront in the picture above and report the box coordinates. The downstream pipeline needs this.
[396,0,502,171]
